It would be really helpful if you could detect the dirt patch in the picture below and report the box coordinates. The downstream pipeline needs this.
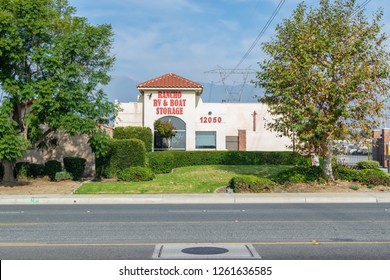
[0,178,83,195]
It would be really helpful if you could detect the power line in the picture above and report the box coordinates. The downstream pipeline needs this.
[223,0,286,81]
[351,0,371,16]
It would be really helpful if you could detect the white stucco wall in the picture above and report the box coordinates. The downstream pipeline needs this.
[115,90,291,151]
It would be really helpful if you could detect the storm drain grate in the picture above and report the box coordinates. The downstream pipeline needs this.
[153,243,261,259]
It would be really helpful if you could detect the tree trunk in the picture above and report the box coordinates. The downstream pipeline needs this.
[322,153,334,181]
[2,160,15,182]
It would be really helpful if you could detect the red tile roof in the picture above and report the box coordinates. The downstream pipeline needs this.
[137,73,203,90]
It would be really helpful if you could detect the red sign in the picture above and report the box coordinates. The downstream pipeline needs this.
[153,91,186,115]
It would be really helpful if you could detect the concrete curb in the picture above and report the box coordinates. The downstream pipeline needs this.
[0,192,390,205]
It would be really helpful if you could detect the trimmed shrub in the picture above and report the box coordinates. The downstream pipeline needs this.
[333,166,360,182]
[114,126,153,152]
[0,163,3,181]
[14,162,30,179]
[96,139,146,178]
[359,169,390,186]
[117,167,155,182]
[273,166,323,183]
[63,157,86,181]
[356,160,380,170]
[147,151,303,174]
[29,163,45,179]
[55,171,73,181]
[229,175,275,193]
[45,160,62,181]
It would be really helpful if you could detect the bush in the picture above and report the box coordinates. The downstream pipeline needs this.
[63,157,86,181]
[114,126,153,152]
[356,160,380,170]
[0,163,3,181]
[29,163,45,178]
[14,162,30,179]
[147,151,303,174]
[96,139,146,178]
[333,166,360,182]
[45,160,62,181]
[273,166,323,183]
[359,169,390,186]
[117,167,155,182]
[55,171,73,181]
[229,175,275,193]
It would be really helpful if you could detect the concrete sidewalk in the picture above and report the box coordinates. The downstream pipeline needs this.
[0,192,390,205]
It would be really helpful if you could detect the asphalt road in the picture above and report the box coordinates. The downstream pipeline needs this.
[1,203,390,259]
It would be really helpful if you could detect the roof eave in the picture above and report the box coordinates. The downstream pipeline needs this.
[137,87,203,94]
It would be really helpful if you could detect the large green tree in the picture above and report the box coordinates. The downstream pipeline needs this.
[0,0,116,181]
[255,0,390,180]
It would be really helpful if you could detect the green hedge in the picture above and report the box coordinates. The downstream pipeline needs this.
[45,160,62,181]
[114,126,153,152]
[118,167,155,182]
[229,175,275,193]
[273,166,324,183]
[333,166,360,182]
[14,162,30,179]
[29,163,45,178]
[359,169,390,186]
[356,160,380,170]
[63,157,86,180]
[96,139,146,178]
[147,151,302,173]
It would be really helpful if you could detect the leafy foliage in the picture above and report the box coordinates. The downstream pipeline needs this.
[333,165,360,182]
[273,166,324,183]
[229,175,275,193]
[114,126,153,152]
[359,169,390,186]
[45,160,62,181]
[356,160,380,170]
[88,129,112,158]
[117,167,155,182]
[55,171,73,181]
[14,162,30,179]
[0,0,116,180]
[63,157,86,180]
[0,102,29,163]
[153,120,176,138]
[255,0,390,180]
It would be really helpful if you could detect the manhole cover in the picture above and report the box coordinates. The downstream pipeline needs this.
[182,246,229,255]
[153,243,261,259]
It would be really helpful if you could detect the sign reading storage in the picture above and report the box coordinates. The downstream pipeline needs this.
[153,91,187,115]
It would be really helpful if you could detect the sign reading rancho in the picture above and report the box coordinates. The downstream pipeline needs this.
[153,91,187,115]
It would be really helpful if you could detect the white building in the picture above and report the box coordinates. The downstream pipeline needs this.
[115,73,291,151]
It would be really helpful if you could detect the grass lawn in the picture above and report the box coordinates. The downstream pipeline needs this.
[75,165,292,194]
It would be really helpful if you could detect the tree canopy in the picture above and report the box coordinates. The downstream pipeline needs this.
[0,0,116,181]
[255,0,390,179]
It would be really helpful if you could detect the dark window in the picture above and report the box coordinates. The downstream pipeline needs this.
[196,131,216,149]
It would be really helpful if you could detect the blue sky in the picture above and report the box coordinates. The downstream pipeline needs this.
[68,0,390,115]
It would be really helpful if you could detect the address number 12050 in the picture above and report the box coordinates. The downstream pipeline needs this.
[200,116,222,123]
